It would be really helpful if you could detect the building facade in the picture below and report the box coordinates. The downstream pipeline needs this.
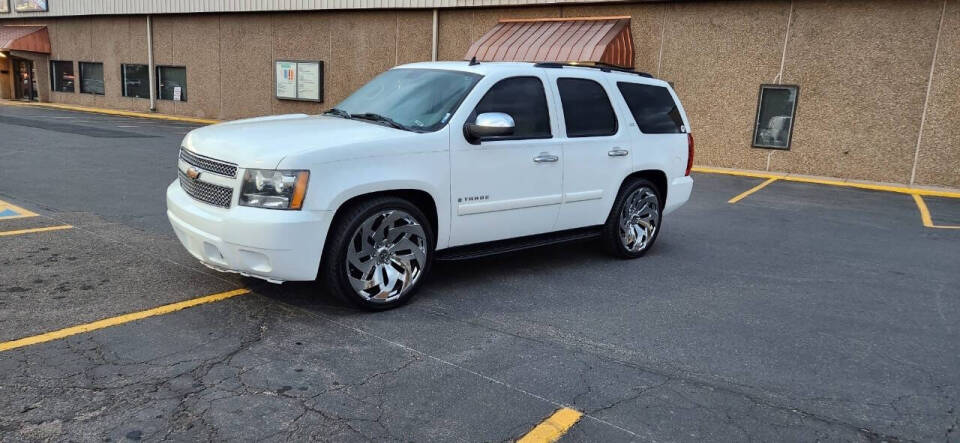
[1,0,958,188]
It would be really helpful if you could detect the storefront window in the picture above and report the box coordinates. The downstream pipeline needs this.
[157,66,186,101]
[753,85,799,150]
[121,64,149,98]
[79,62,104,95]
[50,60,75,93]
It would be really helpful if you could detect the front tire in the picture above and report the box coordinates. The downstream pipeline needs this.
[602,179,663,258]
[320,197,434,310]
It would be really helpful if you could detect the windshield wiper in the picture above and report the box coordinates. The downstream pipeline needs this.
[323,108,352,119]
[350,113,411,131]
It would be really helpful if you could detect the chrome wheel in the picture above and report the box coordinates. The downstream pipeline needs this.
[619,187,660,252]
[345,209,428,303]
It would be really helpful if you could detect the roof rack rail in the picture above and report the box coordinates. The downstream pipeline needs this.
[533,62,653,78]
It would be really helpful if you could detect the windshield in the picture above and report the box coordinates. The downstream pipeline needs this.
[331,69,482,132]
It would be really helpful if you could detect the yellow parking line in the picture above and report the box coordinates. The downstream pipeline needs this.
[693,167,960,199]
[0,198,39,220]
[728,177,779,204]
[0,225,73,237]
[517,408,583,443]
[912,194,960,230]
[0,288,251,352]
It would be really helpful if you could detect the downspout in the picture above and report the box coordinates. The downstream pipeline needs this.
[431,8,439,61]
[147,15,157,111]
[768,0,794,171]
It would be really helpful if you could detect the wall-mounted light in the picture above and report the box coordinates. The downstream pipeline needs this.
[0,52,8,58]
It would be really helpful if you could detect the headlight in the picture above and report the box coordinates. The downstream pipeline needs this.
[239,169,309,210]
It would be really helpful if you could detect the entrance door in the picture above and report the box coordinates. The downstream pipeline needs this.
[13,59,36,101]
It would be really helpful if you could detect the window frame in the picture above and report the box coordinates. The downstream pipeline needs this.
[156,65,187,102]
[752,84,799,150]
[556,77,619,138]
[467,75,553,143]
[78,61,105,95]
[49,60,75,93]
[120,63,151,99]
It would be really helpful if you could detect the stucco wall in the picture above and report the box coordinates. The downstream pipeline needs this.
[1,0,958,187]
[13,10,435,119]
[656,0,791,172]
[915,0,960,188]
[771,0,943,184]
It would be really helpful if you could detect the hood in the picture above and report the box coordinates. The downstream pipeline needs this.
[181,114,411,169]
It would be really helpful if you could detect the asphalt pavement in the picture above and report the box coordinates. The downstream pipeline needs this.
[1,103,958,442]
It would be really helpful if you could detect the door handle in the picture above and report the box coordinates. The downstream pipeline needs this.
[608,148,630,157]
[533,153,559,163]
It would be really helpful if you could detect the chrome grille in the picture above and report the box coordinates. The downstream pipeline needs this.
[179,170,234,208]
[179,148,238,178]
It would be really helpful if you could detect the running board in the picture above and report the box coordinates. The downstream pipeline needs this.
[435,227,602,261]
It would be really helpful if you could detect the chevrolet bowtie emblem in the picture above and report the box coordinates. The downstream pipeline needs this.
[186,167,201,180]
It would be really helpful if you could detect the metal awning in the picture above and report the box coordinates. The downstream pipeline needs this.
[0,26,51,54]
[464,16,634,69]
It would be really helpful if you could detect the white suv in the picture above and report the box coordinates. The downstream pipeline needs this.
[167,61,694,309]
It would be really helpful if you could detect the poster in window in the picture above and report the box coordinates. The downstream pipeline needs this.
[752,85,799,150]
[296,62,321,101]
[275,61,297,100]
[14,0,47,12]
[0,0,10,14]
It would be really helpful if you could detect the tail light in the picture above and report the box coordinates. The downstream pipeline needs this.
[685,133,695,176]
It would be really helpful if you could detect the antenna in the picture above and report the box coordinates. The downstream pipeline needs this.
[469,56,480,66]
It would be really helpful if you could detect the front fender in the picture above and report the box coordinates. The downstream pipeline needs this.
[291,150,452,250]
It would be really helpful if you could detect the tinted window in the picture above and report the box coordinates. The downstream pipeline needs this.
[122,64,150,99]
[79,62,104,95]
[157,66,187,101]
[557,78,617,137]
[50,60,74,93]
[472,77,551,139]
[617,82,685,134]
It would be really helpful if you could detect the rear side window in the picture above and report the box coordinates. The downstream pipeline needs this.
[556,78,618,137]
[473,77,551,139]
[617,82,685,134]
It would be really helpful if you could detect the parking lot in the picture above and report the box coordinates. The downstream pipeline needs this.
[1,102,959,442]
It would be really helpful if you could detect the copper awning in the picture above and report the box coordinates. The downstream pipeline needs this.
[464,16,634,69]
[0,26,51,54]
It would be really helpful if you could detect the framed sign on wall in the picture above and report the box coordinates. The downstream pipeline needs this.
[14,0,47,12]
[275,60,324,102]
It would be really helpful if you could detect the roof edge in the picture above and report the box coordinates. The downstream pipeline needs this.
[498,15,631,23]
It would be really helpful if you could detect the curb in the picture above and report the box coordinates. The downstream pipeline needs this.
[0,100,220,125]
[692,166,960,199]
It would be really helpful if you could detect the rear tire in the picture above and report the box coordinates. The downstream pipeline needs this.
[320,197,434,310]
[601,178,663,258]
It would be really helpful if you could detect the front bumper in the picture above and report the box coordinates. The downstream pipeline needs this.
[166,180,333,283]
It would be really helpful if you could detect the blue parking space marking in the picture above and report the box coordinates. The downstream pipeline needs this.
[0,199,39,220]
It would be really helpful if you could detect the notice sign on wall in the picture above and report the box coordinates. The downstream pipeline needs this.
[275,60,324,102]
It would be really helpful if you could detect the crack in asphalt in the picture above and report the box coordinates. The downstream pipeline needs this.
[402,301,941,442]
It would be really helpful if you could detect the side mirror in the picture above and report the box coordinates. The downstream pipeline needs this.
[465,112,515,144]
